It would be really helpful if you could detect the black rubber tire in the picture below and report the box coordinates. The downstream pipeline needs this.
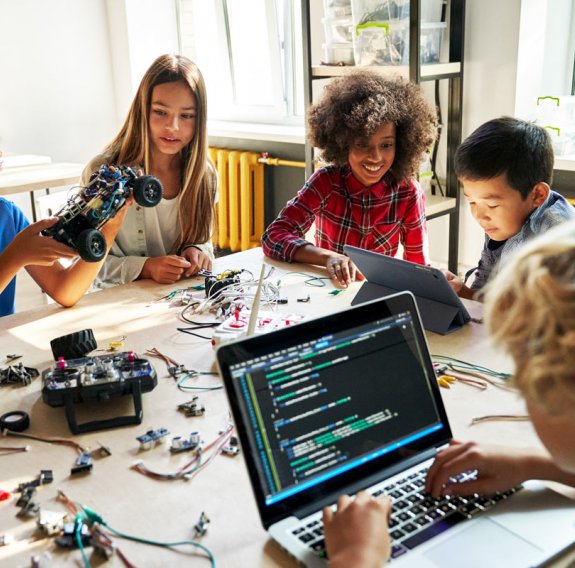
[76,229,106,262]
[133,176,163,207]
[50,329,98,360]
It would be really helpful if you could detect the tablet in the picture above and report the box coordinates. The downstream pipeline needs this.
[344,245,471,335]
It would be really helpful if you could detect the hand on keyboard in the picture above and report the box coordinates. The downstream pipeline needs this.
[323,491,392,568]
[425,439,533,498]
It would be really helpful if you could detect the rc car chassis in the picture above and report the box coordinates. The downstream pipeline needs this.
[42,165,163,262]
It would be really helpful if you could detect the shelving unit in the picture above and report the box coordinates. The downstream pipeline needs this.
[301,0,466,272]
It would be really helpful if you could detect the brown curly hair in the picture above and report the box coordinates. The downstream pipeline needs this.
[484,220,575,415]
[307,71,437,181]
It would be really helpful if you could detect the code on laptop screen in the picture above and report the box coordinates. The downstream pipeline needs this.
[228,311,443,506]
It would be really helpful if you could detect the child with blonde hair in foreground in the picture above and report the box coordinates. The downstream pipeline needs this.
[324,219,575,567]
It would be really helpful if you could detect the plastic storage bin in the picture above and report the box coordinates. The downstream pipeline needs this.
[532,96,575,158]
[324,0,352,18]
[323,0,355,65]
[323,42,355,65]
[353,19,445,66]
[351,0,446,66]
[323,15,354,44]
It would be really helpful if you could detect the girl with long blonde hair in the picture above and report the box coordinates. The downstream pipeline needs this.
[84,54,217,286]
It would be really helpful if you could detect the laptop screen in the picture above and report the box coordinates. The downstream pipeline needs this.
[218,292,451,527]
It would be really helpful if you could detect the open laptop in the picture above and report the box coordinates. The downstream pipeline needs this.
[344,245,471,335]
[216,291,575,568]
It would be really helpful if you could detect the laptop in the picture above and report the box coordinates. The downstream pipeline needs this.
[216,291,575,568]
[343,245,471,335]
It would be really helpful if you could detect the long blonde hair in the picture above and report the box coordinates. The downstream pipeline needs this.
[484,220,575,414]
[85,54,216,251]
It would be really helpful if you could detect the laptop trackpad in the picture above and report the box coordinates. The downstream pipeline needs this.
[423,518,540,568]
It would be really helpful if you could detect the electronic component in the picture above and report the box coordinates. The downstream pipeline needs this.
[0,363,39,386]
[95,442,112,457]
[204,270,242,298]
[17,501,40,518]
[42,351,158,434]
[170,432,201,453]
[16,486,35,507]
[194,511,210,536]
[39,470,54,484]
[211,310,306,347]
[177,397,206,417]
[71,452,93,475]
[137,428,170,450]
[55,522,93,549]
[221,445,240,457]
[37,510,68,536]
[168,364,189,378]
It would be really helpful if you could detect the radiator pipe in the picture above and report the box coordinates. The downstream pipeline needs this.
[258,155,306,168]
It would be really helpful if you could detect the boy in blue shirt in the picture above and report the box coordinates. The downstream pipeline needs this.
[445,116,575,299]
[0,197,127,317]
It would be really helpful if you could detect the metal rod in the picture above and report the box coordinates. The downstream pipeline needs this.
[257,157,306,168]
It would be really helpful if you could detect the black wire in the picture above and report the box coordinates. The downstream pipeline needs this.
[176,327,213,340]
[179,312,220,326]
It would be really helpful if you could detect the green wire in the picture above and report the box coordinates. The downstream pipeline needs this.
[80,507,215,567]
[75,514,91,568]
[431,354,511,380]
[103,524,216,567]
[177,372,223,391]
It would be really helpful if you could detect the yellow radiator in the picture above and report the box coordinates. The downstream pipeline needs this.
[209,148,264,252]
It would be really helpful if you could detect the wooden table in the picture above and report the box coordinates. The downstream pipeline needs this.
[0,248,571,567]
[0,162,84,221]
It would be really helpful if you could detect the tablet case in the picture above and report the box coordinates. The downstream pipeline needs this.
[344,245,471,335]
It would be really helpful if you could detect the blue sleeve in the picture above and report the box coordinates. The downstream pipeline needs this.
[0,198,30,254]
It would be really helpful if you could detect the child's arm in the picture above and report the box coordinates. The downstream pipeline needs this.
[24,205,131,307]
[0,218,78,294]
[425,440,575,497]
[444,270,476,300]
[323,492,392,568]
[293,245,363,287]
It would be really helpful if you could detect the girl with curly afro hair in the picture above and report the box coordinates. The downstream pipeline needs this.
[262,70,437,286]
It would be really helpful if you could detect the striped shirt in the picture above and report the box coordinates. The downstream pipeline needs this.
[262,165,429,264]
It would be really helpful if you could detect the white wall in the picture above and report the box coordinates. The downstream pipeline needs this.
[0,0,116,163]
[0,0,178,218]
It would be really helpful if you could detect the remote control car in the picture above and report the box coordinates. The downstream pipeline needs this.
[42,165,163,262]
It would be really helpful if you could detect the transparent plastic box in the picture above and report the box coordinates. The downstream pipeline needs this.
[323,15,354,45]
[323,41,355,65]
[351,0,445,66]
[533,96,575,157]
[353,19,446,66]
[324,0,353,19]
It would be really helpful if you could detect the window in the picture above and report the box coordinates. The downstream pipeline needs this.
[179,0,304,126]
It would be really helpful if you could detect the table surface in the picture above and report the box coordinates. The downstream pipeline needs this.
[0,248,572,567]
[0,162,84,195]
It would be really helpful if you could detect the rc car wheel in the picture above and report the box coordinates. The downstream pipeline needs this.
[133,176,163,207]
[76,229,106,262]
[50,329,98,360]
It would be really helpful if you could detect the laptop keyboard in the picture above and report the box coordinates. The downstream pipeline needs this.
[291,468,522,561]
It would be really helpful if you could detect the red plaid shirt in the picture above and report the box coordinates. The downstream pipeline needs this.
[262,165,429,264]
